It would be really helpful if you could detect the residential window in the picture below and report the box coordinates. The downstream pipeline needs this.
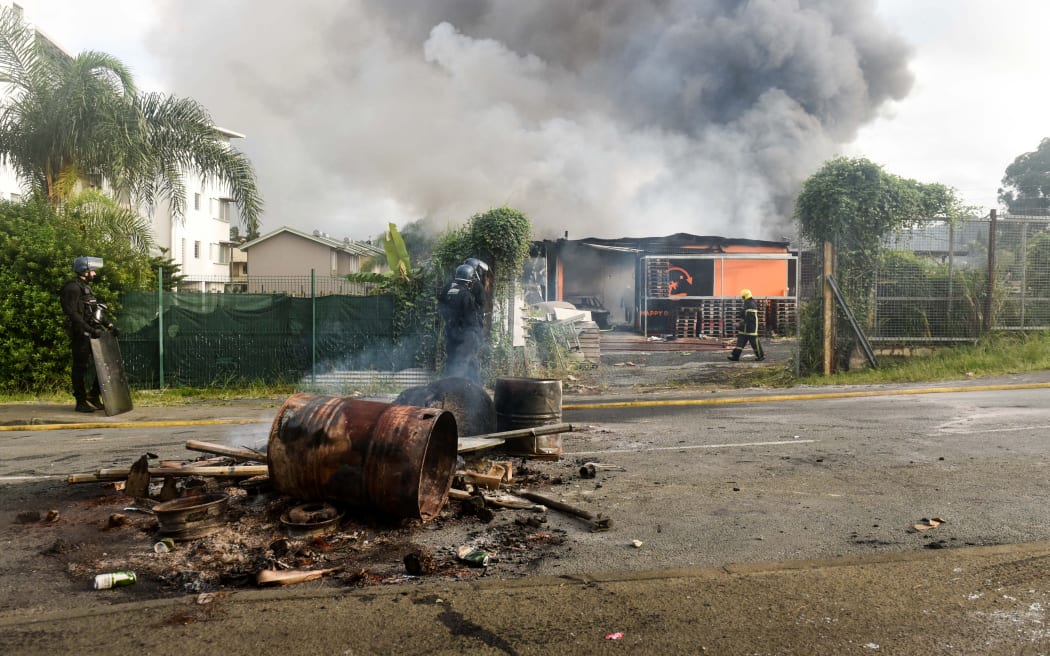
[210,243,230,264]
[217,199,231,222]
[194,240,201,259]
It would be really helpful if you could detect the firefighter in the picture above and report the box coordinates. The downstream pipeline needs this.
[438,262,485,383]
[60,257,118,412]
[728,288,764,362]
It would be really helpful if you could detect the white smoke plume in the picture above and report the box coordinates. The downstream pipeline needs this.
[150,0,912,240]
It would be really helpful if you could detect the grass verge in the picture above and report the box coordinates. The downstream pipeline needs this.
[793,332,1050,386]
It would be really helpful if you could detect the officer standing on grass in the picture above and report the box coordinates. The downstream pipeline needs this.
[728,288,764,362]
[60,257,117,412]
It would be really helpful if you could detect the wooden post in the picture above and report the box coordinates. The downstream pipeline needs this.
[185,439,266,462]
[822,241,834,376]
[984,209,997,333]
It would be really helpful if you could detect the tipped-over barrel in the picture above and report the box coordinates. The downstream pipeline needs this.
[267,393,458,522]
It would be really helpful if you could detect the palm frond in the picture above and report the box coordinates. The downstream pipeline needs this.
[136,92,263,235]
[63,189,155,255]
[0,6,43,94]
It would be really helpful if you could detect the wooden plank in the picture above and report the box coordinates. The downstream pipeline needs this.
[458,437,506,453]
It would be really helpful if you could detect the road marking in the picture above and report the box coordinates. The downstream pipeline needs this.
[933,424,1050,435]
[569,438,817,456]
[0,418,269,432]
[563,381,1050,411]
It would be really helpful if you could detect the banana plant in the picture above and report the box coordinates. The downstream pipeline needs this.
[346,222,416,289]
[382,222,411,281]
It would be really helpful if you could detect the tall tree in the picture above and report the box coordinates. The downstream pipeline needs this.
[999,137,1050,216]
[0,6,262,235]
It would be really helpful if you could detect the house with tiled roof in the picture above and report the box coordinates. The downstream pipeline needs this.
[237,226,387,295]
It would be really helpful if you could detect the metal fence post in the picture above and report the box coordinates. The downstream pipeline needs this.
[157,266,164,389]
[311,268,316,386]
[1020,219,1028,328]
[984,209,997,333]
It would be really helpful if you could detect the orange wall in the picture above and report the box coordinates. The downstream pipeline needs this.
[719,259,789,297]
[716,244,789,297]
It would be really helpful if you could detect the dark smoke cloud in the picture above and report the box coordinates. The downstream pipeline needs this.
[150,0,912,240]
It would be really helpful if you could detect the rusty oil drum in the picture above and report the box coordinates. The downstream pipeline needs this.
[493,377,563,460]
[267,394,458,522]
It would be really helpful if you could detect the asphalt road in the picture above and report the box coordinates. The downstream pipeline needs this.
[3,375,1050,654]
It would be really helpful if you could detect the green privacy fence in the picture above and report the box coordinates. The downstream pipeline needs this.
[117,288,429,389]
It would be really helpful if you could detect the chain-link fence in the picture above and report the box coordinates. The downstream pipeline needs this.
[797,214,1050,351]
[172,274,376,296]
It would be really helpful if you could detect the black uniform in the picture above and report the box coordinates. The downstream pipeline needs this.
[60,276,104,408]
[439,279,484,383]
[728,297,764,361]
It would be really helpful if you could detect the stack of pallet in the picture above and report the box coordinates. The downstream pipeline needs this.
[647,258,670,297]
[675,307,699,338]
[774,300,796,335]
[574,321,601,365]
[723,298,742,337]
[724,298,771,337]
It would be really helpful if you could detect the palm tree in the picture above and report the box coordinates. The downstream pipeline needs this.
[0,6,262,235]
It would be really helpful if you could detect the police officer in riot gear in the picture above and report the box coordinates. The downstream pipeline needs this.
[728,288,764,362]
[60,257,117,412]
[438,262,485,384]
[463,257,490,307]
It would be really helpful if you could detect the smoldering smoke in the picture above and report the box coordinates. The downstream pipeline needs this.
[150,0,912,240]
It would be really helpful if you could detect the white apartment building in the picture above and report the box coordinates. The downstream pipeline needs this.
[149,127,249,293]
[1,2,248,292]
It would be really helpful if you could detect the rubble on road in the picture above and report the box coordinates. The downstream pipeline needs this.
[39,427,617,598]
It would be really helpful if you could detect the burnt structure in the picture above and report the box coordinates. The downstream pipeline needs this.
[535,233,796,337]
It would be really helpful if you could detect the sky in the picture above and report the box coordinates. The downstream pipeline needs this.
[10,1,1049,240]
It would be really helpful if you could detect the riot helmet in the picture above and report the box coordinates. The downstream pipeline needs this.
[464,257,489,283]
[73,256,104,275]
[454,263,476,284]
[740,288,752,300]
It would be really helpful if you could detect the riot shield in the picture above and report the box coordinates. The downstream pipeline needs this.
[90,331,133,416]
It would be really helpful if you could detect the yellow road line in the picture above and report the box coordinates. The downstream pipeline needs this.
[0,418,269,432]
[4,381,1048,429]
[563,381,1050,411]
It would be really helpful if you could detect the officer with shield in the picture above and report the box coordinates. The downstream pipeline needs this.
[60,256,119,412]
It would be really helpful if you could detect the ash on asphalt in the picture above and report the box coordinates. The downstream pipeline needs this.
[0,453,598,608]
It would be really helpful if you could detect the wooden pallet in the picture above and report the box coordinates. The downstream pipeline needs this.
[574,321,601,364]
[647,259,670,297]
[675,317,699,338]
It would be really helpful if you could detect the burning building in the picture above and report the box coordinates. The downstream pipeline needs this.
[536,233,795,337]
